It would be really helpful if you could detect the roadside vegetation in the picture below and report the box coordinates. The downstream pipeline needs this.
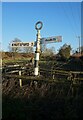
[2,44,83,120]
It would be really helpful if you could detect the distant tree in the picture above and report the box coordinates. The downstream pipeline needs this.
[8,38,22,59]
[9,38,22,53]
[58,44,71,60]
[23,47,33,53]
[40,44,46,53]
[42,47,55,57]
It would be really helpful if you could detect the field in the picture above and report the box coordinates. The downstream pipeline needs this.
[2,52,83,120]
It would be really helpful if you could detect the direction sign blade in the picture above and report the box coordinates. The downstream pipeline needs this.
[11,42,35,47]
[41,36,62,44]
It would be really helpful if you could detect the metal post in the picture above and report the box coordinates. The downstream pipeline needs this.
[34,21,43,76]
[77,36,81,55]
[78,36,81,55]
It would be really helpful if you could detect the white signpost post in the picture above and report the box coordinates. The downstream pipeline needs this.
[10,21,62,76]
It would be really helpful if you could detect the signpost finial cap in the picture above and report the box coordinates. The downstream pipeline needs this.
[35,21,43,30]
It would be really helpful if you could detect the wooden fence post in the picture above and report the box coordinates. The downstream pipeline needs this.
[19,70,22,87]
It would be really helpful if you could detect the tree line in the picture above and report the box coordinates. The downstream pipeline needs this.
[9,38,83,60]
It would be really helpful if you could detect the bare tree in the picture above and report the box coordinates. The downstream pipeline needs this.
[9,38,22,53]
[23,47,33,53]
[8,38,22,59]
[42,47,55,57]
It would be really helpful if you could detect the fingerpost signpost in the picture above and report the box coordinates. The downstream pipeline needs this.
[11,21,62,76]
